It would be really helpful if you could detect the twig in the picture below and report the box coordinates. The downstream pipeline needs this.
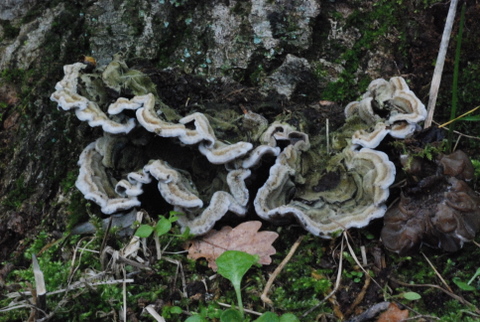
[68,236,96,285]
[344,232,384,292]
[326,118,330,154]
[424,0,459,128]
[403,314,441,321]
[433,120,480,141]
[145,305,166,321]
[102,247,151,270]
[32,254,47,319]
[421,252,453,293]
[7,278,135,299]
[345,274,371,317]
[100,216,113,255]
[453,133,462,152]
[301,233,345,318]
[360,246,367,267]
[217,302,262,316]
[122,267,127,322]
[390,278,480,314]
[345,302,390,322]
[163,257,188,298]
[438,105,480,128]
[261,235,305,305]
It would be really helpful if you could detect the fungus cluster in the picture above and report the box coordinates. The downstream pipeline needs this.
[343,77,427,149]
[51,56,478,250]
[381,150,480,254]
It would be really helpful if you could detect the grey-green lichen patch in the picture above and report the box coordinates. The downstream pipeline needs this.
[82,0,321,80]
[0,4,63,70]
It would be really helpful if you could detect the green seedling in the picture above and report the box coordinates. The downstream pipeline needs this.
[344,270,364,283]
[401,291,422,301]
[220,308,243,321]
[391,291,422,301]
[453,278,476,291]
[216,250,259,319]
[253,312,300,322]
[134,211,182,238]
[185,316,208,322]
[452,267,480,291]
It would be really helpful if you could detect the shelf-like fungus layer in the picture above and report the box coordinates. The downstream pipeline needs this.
[52,57,432,240]
[344,77,427,149]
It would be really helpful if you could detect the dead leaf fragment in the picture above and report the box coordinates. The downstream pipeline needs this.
[376,302,409,322]
[187,221,279,271]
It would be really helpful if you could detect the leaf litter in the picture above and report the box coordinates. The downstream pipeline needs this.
[187,221,279,271]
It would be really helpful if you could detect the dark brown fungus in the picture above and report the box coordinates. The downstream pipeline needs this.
[382,151,480,254]
[381,197,425,255]
[439,150,474,181]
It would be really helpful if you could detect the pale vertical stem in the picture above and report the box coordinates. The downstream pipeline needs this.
[424,0,459,129]
[326,118,330,154]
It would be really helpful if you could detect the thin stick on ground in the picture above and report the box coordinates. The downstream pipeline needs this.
[122,267,127,322]
[344,232,384,293]
[390,278,480,315]
[217,302,262,316]
[433,120,480,141]
[261,235,304,306]
[438,105,480,128]
[424,0,459,128]
[301,233,346,318]
[421,252,453,293]
[344,273,371,317]
[145,305,166,322]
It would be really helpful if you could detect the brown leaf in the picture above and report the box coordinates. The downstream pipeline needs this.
[187,221,279,271]
[376,302,409,322]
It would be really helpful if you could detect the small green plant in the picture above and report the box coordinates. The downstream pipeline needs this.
[452,268,480,292]
[215,250,300,321]
[134,211,183,238]
[343,269,363,283]
[400,291,422,301]
[253,312,300,322]
[216,250,259,319]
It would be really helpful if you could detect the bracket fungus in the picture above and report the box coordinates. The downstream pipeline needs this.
[344,77,427,149]
[381,150,480,254]
[53,57,436,242]
[255,143,396,237]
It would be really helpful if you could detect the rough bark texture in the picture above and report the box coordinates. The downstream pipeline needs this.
[1,0,480,263]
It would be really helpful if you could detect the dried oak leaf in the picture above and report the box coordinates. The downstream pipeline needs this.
[376,302,409,322]
[187,221,279,271]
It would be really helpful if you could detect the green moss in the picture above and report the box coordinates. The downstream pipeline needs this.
[320,0,413,103]
[123,0,147,36]
[1,175,33,210]
[0,233,105,320]
[66,191,89,230]
[60,170,78,193]
[0,19,20,39]
[269,235,333,315]
[0,68,30,84]
[438,301,480,322]
[249,64,266,86]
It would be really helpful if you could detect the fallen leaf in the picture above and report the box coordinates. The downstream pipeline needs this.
[376,302,409,322]
[187,221,279,271]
